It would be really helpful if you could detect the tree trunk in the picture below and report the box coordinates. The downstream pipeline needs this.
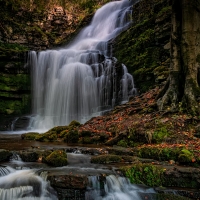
[157,0,200,114]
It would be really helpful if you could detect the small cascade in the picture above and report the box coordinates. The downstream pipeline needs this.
[29,0,138,130]
[10,117,19,131]
[85,175,156,200]
[0,165,14,177]
[0,168,58,200]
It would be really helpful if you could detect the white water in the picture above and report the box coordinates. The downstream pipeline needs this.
[86,175,156,200]
[29,0,137,130]
[0,168,57,200]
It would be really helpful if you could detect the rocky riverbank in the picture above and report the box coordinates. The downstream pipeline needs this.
[1,86,200,199]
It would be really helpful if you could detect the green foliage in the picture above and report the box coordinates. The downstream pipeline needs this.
[122,163,164,187]
[153,127,169,143]
[178,149,195,163]
[45,150,68,167]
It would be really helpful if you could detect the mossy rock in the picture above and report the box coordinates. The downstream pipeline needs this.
[18,150,39,162]
[121,163,165,187]
[0,149,12,162]
[35,131,57,142]
[21,132,39,140]
[80,136,93,144]
[178,149,195,164]
[45,150,68,167]
[138,146,180,161]
[64,130,79,143]
[79,130,92,137]
[117,140,128,147]
[68,120,81,128]
[91,155,122,164]
[47,126,69,134]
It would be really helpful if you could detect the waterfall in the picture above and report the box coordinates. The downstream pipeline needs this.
[85,175,156,200]
[29,0,138,130]
[0,168,57,200]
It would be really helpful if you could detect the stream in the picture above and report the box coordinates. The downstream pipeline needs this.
[0,132,158,200]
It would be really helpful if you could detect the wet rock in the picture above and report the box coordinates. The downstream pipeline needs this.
[0,149,12,162]
[91,155,122,164]
[48,174,88,189]
[18,150,39,162]
[45,150,68,167]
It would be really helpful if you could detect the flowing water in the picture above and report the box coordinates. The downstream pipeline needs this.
[86,175,156,200]
[0,166,57,200]
[0,0,162,199]
[0,149,157,200]
[28,0,138,130]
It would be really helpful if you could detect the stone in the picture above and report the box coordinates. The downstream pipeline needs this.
[48,174,88,189]
[0,149,12,162]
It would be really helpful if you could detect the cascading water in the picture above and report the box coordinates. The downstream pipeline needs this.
[0,167,57,200]
[85,175,156,200]
[29,0,138,130]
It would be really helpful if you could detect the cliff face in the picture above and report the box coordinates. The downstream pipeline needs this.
[0,0,110,130]
[114,0,171,93]
[0,0,171,130]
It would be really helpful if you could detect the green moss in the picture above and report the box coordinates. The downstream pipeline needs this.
[139,146,180,161]
[153,127,169,143]
[21,132,40,140]
[122,163,165,187]
[178,149,195,163]
[64,130,79,143]
[117,140,128,147]
[45,150,68,167]
[114,0,171,93]
[80,136,93,144]
[156,6,172,17]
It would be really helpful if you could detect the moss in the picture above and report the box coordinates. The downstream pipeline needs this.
[138,146,180,161]
[152,127,169,143]
[114,0,171,93]
[35,131,58,142]
[178,149,195,163]
[21,132,40,140]
[121,163,165,187]
[64,130,79,143]
[19,151,39,162]
[156,6,172,17]
[45,149,68,167]
[68,120,81,127]
[117,140,128,147]
[79,131,92,137]
[80,136,93,144]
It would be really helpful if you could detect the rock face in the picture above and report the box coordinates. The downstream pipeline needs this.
[0,149,12,162]
[114,0,171,93]
[0,0,172,129]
